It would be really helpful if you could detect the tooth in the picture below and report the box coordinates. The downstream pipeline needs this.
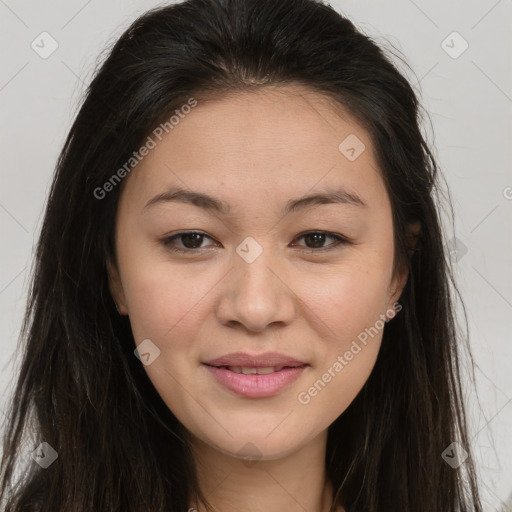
[225,366,289,374]
[255,367,275,374]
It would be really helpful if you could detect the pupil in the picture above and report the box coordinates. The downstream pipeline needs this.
[182,233,203,248]
[305,233,325,248]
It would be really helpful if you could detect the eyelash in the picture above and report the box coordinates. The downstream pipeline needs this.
[160,230,351,254]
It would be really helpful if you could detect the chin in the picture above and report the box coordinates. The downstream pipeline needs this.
[219,437,304,462]
[188,418,321,463]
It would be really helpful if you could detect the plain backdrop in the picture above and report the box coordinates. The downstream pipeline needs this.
[0,0,511,510]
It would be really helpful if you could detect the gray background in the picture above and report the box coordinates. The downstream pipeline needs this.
[0,0,511,509]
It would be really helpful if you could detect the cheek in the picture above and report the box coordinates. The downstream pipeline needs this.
[290,254,391,414]
[120,256,215,343]
[122,264,212,416]
[296,254,392,338]
[294,275,387,423]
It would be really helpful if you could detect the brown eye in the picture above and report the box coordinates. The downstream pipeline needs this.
[161,230,350,255]
[178,232,205,249]
[162,231,216,253]
[292,231,349,252]
[303,232,327,248]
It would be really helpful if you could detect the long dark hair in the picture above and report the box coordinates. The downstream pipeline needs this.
[0,0,482,510]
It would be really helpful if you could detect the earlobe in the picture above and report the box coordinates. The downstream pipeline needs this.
[388,267,408,313]
[106,258,128,315]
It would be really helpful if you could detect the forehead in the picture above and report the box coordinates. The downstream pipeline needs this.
[122,84,387,212]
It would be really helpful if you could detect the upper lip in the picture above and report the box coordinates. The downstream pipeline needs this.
[203,352,307,368]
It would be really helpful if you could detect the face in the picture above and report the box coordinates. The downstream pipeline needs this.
[108,85,407,462]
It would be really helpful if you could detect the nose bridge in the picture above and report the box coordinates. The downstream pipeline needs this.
[216,236,295,331]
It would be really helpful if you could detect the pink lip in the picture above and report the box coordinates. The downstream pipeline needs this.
[203,351,306,368]
[202,352,308,398]
[204,365,307,398]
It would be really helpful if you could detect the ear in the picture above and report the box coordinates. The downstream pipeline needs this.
[387,220,421,310]
[106,257,128,315]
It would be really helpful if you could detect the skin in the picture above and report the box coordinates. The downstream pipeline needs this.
[108,84,416,512]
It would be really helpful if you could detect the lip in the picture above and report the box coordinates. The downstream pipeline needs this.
[202,352,308,398]
[203,351,306,368]
[204,365,307,398]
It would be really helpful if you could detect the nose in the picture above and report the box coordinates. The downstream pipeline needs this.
[215,245,297,333]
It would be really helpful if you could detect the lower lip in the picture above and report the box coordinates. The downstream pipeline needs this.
[203,364,307,398]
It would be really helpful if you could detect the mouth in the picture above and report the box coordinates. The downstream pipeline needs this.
[203,351,307,369]
[202,361,309,398]
[204,364,306,374]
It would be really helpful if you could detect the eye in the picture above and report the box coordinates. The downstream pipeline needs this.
[161,230,351,254]
[161,231,217,253]
[290,231,350,252]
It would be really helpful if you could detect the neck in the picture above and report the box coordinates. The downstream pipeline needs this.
[188,430,342,512]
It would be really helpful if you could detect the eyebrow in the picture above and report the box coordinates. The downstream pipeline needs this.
[143,185,366,215]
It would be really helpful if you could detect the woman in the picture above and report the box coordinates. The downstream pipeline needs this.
[0,0,482,510]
